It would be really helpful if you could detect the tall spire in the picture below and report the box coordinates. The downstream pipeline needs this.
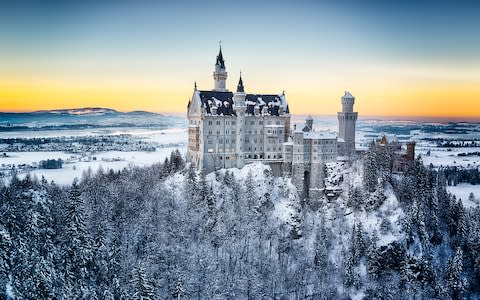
[213,43,228,91]
[215,43,225,69]
[237,72,244,93]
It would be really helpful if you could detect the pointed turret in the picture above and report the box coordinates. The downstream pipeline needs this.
[237,72,244,93]
[216,47,225,69]
[213,45,228,91]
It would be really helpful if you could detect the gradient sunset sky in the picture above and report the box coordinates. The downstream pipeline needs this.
[1,0,479,118]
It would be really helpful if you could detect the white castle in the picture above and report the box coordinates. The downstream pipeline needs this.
[187,47,358,198]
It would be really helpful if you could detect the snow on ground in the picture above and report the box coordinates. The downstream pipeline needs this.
[447,183,480,208]
[344,183,404,247]
[0,151,75,166]
[0,126,187,185]
[3,147,186,185]
[209,163,298,224]
[418,146,480,168]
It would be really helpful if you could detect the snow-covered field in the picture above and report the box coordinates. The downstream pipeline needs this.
[416,146,480,168]
[1,127,187,185]
[447,183,480,208]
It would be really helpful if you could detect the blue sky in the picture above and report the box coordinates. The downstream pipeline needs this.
[1,0,479,117]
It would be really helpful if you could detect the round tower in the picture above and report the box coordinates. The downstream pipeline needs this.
[337,91,358,156]
[234,73,246,168]
[305,115,313,132]
[213,46,228,91]
[341,91,355,113]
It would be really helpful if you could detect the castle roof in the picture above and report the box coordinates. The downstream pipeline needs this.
[199,90,235,116]
[198,90,287,117]
[342,91,354,99]
[245,94,283,116]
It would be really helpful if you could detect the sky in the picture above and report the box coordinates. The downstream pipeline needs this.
[0,0,479,118]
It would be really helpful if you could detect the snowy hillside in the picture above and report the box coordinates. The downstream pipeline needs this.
[1,147,479,299]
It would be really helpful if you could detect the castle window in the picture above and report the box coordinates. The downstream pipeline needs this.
[226,121,229,125]
[208,121,213,125]
[260,155,263,159]
[216,121,220,125]
[217,131,220,135]
[259,121,263,125]
[208,130,212,134]
[250,121,255,125]
[268,155,270,159]
[276,121,280,125]
[232,121,236,125]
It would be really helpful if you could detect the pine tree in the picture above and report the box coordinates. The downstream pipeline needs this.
[173,280,185,300]
[184,164,198,203]
[244,170,256,210]
[130,263,155,300]
[363,149,378,193]
[366,231,380,280]
[446,247,465,300]
[63,180,93,299]
[0,225,12,300]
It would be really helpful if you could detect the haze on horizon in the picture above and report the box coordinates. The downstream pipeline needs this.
[1,0,479,119]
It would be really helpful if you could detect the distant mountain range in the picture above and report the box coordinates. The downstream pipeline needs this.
[0,107,184,131]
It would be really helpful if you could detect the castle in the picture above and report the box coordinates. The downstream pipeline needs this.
[187,47,358,198]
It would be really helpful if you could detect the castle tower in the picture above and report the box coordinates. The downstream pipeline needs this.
[234,74,246,168]
[406,141,416,161]
[213,46,228,91]
[338,91,358,156]
[305,115,313,132]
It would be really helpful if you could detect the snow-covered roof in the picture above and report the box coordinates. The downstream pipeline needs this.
[245,94,286,116]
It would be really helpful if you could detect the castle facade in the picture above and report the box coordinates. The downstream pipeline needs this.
[187,48,358,198]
